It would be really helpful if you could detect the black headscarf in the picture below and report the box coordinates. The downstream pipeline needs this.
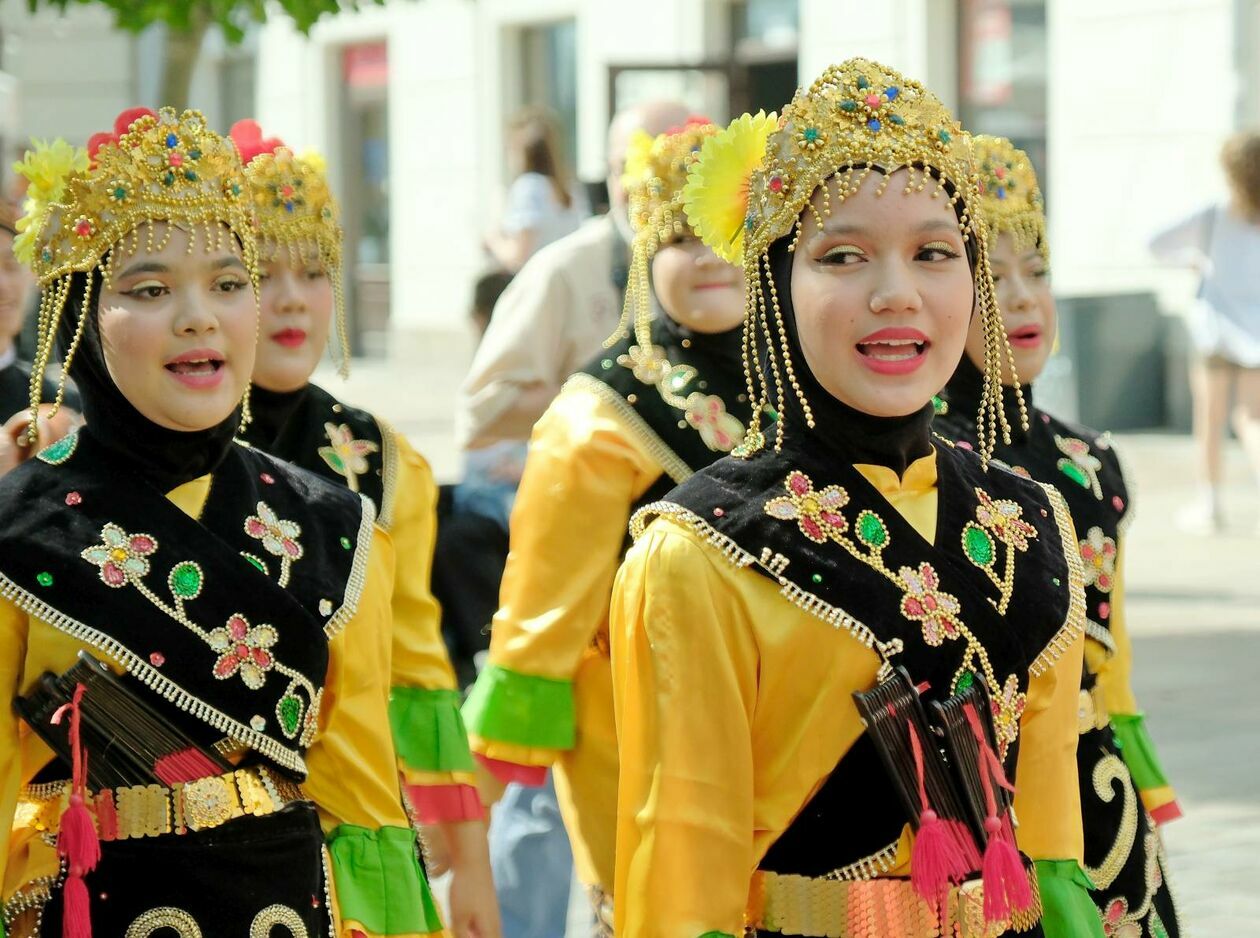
[58,270,242,492]
[764,236,935,477]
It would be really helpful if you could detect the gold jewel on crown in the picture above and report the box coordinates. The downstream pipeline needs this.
[14,107,257,287]
[232,120,348,376]
[971,134,1048,264]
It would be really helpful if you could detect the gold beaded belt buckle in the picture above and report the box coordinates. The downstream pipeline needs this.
[1077,684,1109,736]
[749,869,1042,938]
[15,766,303,842]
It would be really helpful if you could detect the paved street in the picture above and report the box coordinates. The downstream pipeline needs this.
[324,353,1260,936]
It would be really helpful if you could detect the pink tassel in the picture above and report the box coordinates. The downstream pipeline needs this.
[60,873,93,938]
[962,704,1033,923]
[51,683,98,938]
[906,721,970,907]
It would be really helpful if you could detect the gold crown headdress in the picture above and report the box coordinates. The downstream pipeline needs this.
[12,107,259,440]
[971,134,1048,264]
[231,120,348,376]
[606,118,722,364]
[684,58,1025,462]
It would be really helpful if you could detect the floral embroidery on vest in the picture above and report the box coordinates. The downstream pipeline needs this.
[1056,434,1104,499]
[78,520,320,742]
[762,468,1026,754]
[961,487,1038,614]
[318,421,379,492]
[618,343,745,453]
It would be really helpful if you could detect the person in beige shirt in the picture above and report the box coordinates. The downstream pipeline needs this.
[458,99,692,452]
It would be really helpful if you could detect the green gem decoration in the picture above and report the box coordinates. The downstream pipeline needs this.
[889,114,906,126]
[856,75,870,89]
[666,369,692,393]
[36,572,53,588]
[163,171,175,187]
[811,573,823,584]
[189,148,202,160]
[112,186,128,201]
[856,510,889,549]
[963,523,995,568]
[1057,460,1090,488]
[277,695,303,736]
[184,170,198,181]
[839,100,858,112]
[37,431,79,466]
[242,553,268,574]
[601,359,613,370]
[938,129,952,144]
[168,562,203,599]
[803,127,820,143]
[1150,911,1169,938]
[953,670,975,695]
[1052,577,1061,587]
[931,395,949,416]
[339,536,352,550]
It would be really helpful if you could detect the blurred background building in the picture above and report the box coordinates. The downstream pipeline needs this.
[1,0,1257,429]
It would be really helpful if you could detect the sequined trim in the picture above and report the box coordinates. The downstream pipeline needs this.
[323,493,376,640]
[566,373,694,484]
[125,907,204,937]
[376,417,400,531]
[1083,753,1139,891]
[249,905,309,937]
[630,501,900,660]
[1029,483,1086,678]
[1085,618,1118,656]
[0,569,309,774]
[824,839,901,881]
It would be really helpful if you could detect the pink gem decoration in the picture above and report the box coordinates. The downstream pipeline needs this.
[149,652,165,667]
[713,507,725,517]
[768,176,784,193]
[1041,413,1051,424]
[995,166,1006,179]
[168,152,184,167]
[956,440,973,451]
[1098,602,1111,620]
[1112,495,1125,511]
[260,473,275,484]
[865,94,881,108]
[65,491,82,506]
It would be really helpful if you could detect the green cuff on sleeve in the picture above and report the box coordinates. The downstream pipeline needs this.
[461,663,576,751]
[389,686,476,774]
[326,824,445,935]
[1035,859,1105,938]
[1110,712,1172,792]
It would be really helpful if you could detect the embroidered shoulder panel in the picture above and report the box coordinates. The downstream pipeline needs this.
[0,432,373,776]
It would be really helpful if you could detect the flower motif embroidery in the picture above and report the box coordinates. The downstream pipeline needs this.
[1055,435,1104,499]
[765,471,850,543]
[974,489,1037,551]
[991,674,1027,759]
[244,502,303,587]
[617,344,670,385]
[208,614,278,690]
[81,524,158,588]
[684,393,745,452]
[1101,898,1142,938]
[318,422,379,493]
[1079,526,1117,594]
[898,562,964,647]
[963,487,1038,614]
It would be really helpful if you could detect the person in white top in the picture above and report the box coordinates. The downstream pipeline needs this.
[485,108,589,273]
[459,99,691,455]
[1151,132,1260,533]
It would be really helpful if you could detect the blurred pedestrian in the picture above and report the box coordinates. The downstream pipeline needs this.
[459,99,690,938]
[484,108,588,273]
[1150,131,1260,533]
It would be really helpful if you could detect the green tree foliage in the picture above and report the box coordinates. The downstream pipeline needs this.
[25,0,387,107]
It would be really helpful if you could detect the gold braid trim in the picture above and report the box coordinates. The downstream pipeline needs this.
[0,571,309,775]
[1083,753,1139,891]
[1029,483,1087,678]
[375,417,400,532]
[323,493,376,640]
[630,501,901,661]
[564,373,694,485]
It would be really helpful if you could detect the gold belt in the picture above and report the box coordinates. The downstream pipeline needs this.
[1078,684,1109,735]
[749,869,1043,938]
[14,766,304,842]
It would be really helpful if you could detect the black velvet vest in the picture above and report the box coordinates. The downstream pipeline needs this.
[633,437,1082,877]
[0,429,372,779]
